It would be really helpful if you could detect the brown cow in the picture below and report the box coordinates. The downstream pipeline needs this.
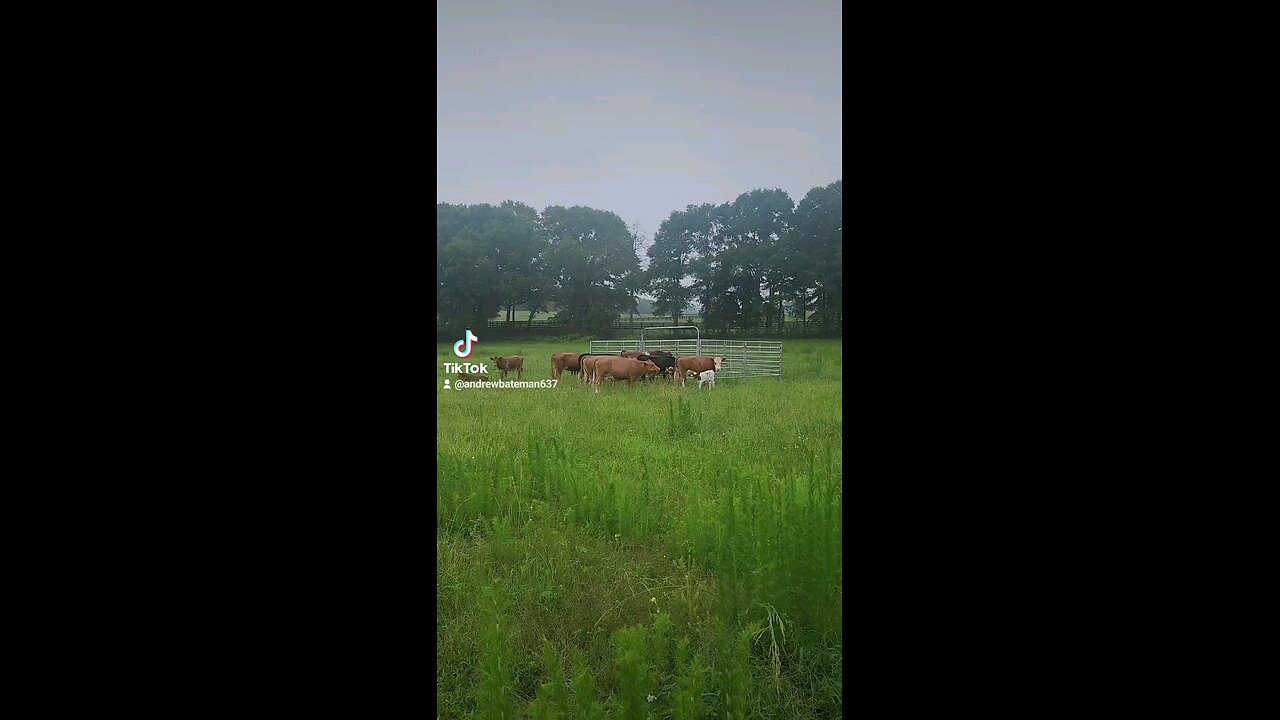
[490,356,523,380]
[457,371,488,382]
[577,353,615,384]
[591,357,661,394]
[674,356,724,386]
[580,355,607,385]
[551,352,582,380]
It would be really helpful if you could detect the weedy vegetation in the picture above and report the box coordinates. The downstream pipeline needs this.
[437,339,842,718]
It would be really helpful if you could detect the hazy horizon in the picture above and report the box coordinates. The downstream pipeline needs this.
[437,0,842,244]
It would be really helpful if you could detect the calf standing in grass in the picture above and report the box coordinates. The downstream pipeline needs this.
[697,370,716,389]
[490,355,523,380]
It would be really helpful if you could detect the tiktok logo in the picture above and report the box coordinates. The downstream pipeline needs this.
[453,329,479,358]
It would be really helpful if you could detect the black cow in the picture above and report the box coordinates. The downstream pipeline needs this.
[636,351,676,381]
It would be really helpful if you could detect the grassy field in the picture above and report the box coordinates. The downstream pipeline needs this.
[437,339,842,719]
[492,311,704,323]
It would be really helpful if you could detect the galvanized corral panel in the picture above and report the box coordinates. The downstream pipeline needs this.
[589,338,783,379]
[582,339,642,354]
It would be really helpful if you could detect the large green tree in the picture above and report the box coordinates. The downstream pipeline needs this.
[792,180,842,324]
[436,200,547,333]
[713,188,795,330]
[485,200,544,322]
[648,203,718,325]
[541,205,639,334]
[437,203,500,336]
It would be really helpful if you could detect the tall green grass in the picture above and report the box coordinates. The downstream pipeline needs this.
[438,439,840,639]
[437,339,842,719]
[476,583,515,720]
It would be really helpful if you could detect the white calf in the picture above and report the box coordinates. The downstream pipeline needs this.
[697,370,716,389]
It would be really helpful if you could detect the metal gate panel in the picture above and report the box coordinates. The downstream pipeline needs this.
[742,341,783,378]
[589,338,782,379]
[585,339,642,354]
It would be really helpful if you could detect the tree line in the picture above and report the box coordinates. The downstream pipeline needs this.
[437,180,841,336]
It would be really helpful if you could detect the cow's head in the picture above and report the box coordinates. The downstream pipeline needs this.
[490,356,502,365]
[713,357,724,370]
[642,360,660,373]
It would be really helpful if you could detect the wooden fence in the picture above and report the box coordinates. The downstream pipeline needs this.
[460,318,841,333]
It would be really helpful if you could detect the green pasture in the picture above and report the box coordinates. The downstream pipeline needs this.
[491,311,704,323]
[437,339,843,719]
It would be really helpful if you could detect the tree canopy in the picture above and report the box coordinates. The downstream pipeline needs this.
[436,180,842,334]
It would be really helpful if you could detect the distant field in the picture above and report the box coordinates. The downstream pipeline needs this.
[491,311,703,323]
[485,311,821,324]
[437,339,842,719]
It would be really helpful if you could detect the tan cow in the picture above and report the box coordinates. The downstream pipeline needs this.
[674,356,723,386]
[591,357,661,393]
[551,352,582,380]
[576,353,615,384]
[490,356,523,380]
[580,355,606,385]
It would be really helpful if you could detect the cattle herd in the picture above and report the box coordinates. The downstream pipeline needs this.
[463,351,725,393]
[553,350,724,392]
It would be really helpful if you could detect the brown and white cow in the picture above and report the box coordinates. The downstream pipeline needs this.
[591,357,661,394]
[674,356,723,386]
[490,355,523,380]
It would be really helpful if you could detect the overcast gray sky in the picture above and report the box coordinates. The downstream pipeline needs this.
[437,0,841,251]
